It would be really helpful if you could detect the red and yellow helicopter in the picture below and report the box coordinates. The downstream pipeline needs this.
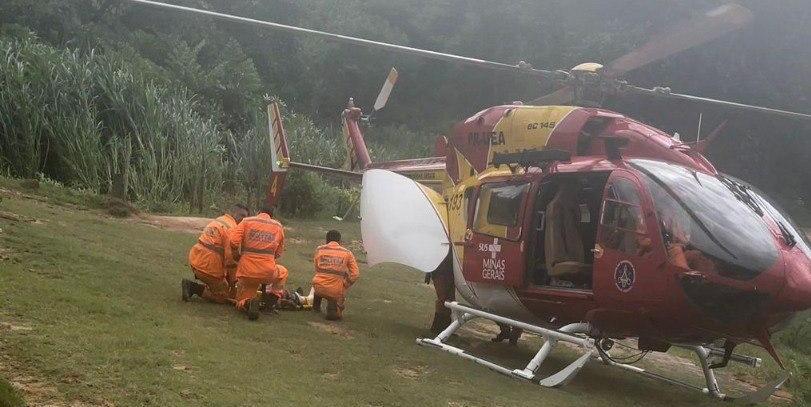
[128,1,811,401]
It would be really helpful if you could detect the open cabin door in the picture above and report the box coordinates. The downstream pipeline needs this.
[593,169,667,312]
[462,181,532,286]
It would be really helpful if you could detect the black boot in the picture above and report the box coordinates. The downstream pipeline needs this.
[182,278,204,301]
[508,328,523,345]
[262,292,279,314]
[246,298,260,321]
[492,324,512,343]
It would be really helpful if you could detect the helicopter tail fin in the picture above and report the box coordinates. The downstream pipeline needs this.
[341,107,373,171]
[265,101,290,207]
[340,68,399,171]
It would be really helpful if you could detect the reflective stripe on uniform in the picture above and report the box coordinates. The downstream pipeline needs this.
[196,240,224,256]
[251,218,282,227]
[317,245,349,252]
[242,247,277,255]
[316,269,348,278]
[214,218,231,229]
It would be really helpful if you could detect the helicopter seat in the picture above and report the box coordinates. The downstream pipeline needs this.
[544,184,592,282]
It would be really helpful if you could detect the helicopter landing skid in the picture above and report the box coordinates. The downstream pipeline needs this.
[417,301,595,388]
[416,301,789,403]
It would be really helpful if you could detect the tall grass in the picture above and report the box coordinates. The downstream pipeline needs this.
[0,33,224,210]
[0,32,367,217]
[230,104,351,215]
[364,123,433,162]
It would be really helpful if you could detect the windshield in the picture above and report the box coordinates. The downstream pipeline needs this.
[630,159,779,280]
[742,180,811,259]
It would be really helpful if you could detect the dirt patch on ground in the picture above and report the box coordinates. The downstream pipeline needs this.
[0,245,17,262]
[308,321,353,339]
[0,210,38,223]
[0,322,33,333]
[392,365,431,380]
[460,320,502,342]
[0,350,111,407]
[321,372,339,380]
[137,215,211,234]
[0,187,45,203]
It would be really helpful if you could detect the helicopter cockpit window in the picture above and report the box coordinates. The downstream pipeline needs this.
[743,180,811,259]
[601,179,650,256]
[474,182,530,240]
[630,159,778,280]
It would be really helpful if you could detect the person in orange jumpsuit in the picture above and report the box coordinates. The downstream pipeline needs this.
[230,205,285,320]
[182,204,249,303]
[259,264,290,311]
[312,230,359,321]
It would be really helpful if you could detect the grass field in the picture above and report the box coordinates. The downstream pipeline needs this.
[0,179,808,406]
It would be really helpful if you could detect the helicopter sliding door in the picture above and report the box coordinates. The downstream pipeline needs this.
[462,180,532,287]
[593,170,666,313]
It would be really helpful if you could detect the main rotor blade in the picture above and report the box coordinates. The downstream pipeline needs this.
[373,68,399,112]
[626,85,811,120]
[125,0,557,80]
[605,3,753,77]
[530,86,574,105]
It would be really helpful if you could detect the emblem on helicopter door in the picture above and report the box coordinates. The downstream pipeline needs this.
[614,260,635,292]
[479,237,506,281]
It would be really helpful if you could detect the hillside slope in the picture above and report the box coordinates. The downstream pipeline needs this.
[0,181,806,406]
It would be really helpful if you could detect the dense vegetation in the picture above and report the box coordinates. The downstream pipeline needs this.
[0,0,809,219]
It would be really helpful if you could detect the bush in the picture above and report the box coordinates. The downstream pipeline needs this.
[277,172,356,219]
[365,124,432,162]
[105,197,139,218]
[17,179,39,190]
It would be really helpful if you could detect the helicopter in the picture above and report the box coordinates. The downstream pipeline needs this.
[125,0,811,402]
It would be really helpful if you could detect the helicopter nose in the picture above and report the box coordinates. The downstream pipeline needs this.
[776,251,811,312]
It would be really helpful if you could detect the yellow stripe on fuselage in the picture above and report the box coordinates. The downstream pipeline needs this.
[487,105,577,164]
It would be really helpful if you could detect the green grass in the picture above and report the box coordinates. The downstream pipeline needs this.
[0,177,105,209]
[0,376,25,407]
[0,182,808,406]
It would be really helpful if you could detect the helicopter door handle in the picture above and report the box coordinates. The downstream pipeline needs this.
[682,270,706,281]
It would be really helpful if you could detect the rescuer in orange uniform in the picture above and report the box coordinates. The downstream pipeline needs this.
[264,264,289,298]
[182,204,249,303]
[230,205,285,320]
[312,230,359,320]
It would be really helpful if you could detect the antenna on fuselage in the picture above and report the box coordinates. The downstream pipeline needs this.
[696,113,703,143]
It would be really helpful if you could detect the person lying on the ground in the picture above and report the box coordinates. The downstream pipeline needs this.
[311,230,359,321]
[182,203,249,303]
[256,264,306,312]
[260,285,313,312]
[230,205,285,320]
